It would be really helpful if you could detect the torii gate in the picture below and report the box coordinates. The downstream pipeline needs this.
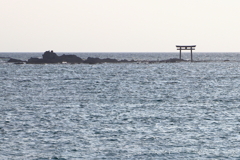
[176,45,196,62]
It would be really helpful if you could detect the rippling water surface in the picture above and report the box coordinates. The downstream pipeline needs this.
[1,53,240,159]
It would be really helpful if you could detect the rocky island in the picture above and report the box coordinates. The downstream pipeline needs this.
[7,50,187,64]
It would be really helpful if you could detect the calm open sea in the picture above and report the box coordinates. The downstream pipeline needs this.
[1,52,240,159]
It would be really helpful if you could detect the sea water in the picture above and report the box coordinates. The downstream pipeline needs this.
[1,53,240,159]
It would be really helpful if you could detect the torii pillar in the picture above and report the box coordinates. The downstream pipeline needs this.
[176,45,196,62]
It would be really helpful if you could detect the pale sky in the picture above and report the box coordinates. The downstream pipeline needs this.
[0,0,240,52]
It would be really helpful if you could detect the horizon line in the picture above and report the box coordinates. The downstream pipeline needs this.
[1,51,240,53]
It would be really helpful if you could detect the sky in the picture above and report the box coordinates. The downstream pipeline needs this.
[0,0,240,52]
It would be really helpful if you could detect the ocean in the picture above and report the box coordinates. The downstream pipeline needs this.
[1,52,240,159]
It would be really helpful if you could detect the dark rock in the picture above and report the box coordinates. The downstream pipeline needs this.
[27,57,45,64]
[9,50,140,64]
[14,62,24,64]
[59,54,83,63]
[42,50,60,63]
[101,58,119,63]
[43,50,58,60]
[120,59,130,62]
[8,58,25,63]
[84,57,103,64]
[27,51,60,64]
[9,50,191,64]
[160,58,186,63]
[27,51,84,64]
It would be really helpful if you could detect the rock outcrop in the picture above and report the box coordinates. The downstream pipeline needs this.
[25,50,134,64]
[8,58,25,63]
[8,51,189,64]
[27,51,84,64]
[159,58,186,63]
[8,58,26,64]
[83,57,119,64]
[59,54,84,63]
